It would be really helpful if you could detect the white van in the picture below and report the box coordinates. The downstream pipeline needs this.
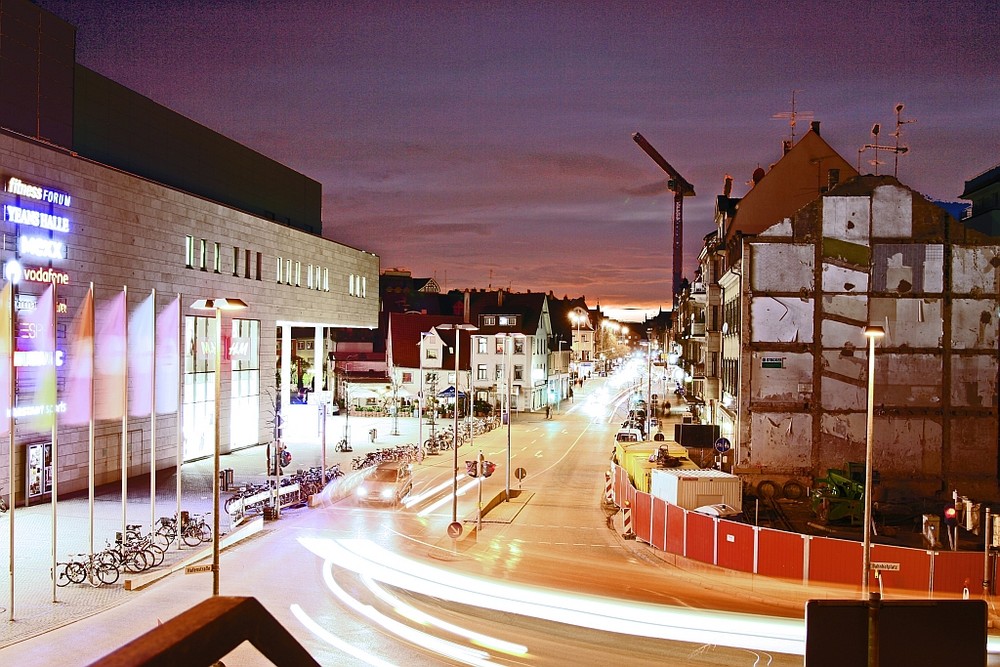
[615,427,643,443]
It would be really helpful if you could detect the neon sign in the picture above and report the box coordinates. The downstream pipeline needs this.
[6,177,71,207]
[4,204,70,233]
[6,262,71,286]
[18,235,66,260]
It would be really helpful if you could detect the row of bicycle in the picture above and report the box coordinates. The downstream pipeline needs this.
[53,513,212,588]
[223,465,345,516]
[351,444,421,470]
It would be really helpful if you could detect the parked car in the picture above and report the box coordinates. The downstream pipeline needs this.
[356,462,413,506]
[693,503,744,521]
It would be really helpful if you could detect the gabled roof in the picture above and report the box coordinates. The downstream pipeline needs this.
[467,290,546,335]
[386,312,463,368]
[725,126,857,244]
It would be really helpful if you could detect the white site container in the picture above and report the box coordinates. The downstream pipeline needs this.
[649,468,742,511]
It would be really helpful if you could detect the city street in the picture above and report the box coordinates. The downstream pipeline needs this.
[0,374,986,665]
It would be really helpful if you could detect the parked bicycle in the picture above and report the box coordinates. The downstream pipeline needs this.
[54,552,119,587]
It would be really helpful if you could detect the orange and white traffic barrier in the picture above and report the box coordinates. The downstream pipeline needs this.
[604,470,613,504]
[622,500,634,539]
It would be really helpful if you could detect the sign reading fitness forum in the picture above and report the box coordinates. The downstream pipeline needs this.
[4,176,72,286]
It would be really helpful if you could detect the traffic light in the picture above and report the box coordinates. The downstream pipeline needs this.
[482,461,497,478]
[943,504,958,527]
[465,460,478,477]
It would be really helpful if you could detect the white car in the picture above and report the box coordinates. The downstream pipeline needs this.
[356,462,413,506]
[693,503,743,521]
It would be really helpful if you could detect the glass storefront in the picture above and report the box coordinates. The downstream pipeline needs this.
[182,315,260,461]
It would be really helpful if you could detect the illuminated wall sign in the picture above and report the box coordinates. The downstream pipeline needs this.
[18,235,66,260]
[6,177,71,207]
[4,204,70,234]
[14,350,65,367]
[21,265,69,286]
[10,402,66,419]
[14,294,67,314]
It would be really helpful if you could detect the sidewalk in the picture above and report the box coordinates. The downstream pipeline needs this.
[0,403,425,649]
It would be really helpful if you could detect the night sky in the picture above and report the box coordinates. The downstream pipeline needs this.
[37,1,1000,321]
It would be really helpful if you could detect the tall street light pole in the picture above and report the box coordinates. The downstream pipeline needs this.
[437,323,477,524]
[190,297,248,597]
[862,325,885,600]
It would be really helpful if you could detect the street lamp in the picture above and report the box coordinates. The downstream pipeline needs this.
[190,297,248,597]
[861,325,885,600]
[436,323,478,525]
[496,332,525,500]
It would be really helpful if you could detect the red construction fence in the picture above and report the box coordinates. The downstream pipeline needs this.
[610,463,985,596]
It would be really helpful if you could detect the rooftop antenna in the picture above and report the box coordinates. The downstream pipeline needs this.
[771,90,814,143]
[857,103,911,176]
[890,103,915,178]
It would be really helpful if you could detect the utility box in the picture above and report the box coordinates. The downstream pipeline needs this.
[650,468,742,511]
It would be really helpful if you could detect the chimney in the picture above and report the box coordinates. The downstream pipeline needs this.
[782,140,792,155]
[723,174,733,197]
[811,120,821,136]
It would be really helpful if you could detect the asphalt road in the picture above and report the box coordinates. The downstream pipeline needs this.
[0,372,941,665]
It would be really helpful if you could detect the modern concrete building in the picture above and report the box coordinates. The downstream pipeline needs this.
[0,0,378,503]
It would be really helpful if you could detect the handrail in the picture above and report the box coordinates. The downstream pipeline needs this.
[87,596,319,667]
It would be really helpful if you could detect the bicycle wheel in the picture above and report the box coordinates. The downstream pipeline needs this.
[146,543,166,567]
[66,561,87,585]
[198,523,213,543]
[182,525,203,547]
[54,562,72,587]
[124,550,148,573]
[97,562,120,586]
[154,527,175,549]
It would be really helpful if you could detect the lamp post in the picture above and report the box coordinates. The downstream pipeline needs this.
[437,323,478,524]
[861,325,885,599]
[496,332,525,500]
[190,297,248,597]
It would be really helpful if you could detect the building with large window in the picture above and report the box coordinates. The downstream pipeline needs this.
[0,0,378,503]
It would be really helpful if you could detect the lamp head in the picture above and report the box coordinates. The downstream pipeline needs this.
[863,325,885,340]
[190,297,248,312]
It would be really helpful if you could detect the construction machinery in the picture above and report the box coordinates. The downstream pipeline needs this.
[811,462,879,525]
[632,132,695,308]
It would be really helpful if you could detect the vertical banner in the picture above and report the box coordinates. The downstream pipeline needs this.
[0,283,10,436]
[155,296,180,415]
[128,294,154,417]
[19,285,57,434]
[64,287,94,425]
[94,290,126,420]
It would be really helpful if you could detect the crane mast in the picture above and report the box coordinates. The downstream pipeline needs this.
[632,132,695,307]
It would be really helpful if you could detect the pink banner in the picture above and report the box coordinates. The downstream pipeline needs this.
[0,284,10,435]
[128,294,154,417]
[155,296,180,414]
[63,287,94,426]
[94,290,126,420]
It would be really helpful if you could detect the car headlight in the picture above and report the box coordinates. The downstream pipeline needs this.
[380,488,393,499]
[356,485,368,497]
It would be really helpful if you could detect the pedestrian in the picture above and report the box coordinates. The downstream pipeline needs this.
[545,405,551,419]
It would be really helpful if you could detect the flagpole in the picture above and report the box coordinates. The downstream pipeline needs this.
[88,283,95,556]
[175,294,182,550]
[51,280,58,602]
[121,285,128,542]
[8,282,16,620]
[150,288,157,532]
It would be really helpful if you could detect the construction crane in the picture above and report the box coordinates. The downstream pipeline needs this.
[632,132,695,307]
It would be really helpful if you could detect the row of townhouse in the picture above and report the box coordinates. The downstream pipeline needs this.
[673,122,1000,502]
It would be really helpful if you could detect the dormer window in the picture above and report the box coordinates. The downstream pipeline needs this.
[482,316,496,326]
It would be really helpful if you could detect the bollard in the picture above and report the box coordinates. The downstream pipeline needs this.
[604,470,613,504]
[622,500,634,539]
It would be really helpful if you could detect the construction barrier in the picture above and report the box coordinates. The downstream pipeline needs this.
[622,501,633,538]
[607,462,988,597]
[604,470,614,504]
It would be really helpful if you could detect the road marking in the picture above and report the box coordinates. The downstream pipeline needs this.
[534,451,543,457]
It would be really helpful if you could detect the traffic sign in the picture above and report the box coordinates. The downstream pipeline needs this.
[714,437,732,454]
[515,467,527,481]
[871,562,900,571]
[447,521,463,538]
